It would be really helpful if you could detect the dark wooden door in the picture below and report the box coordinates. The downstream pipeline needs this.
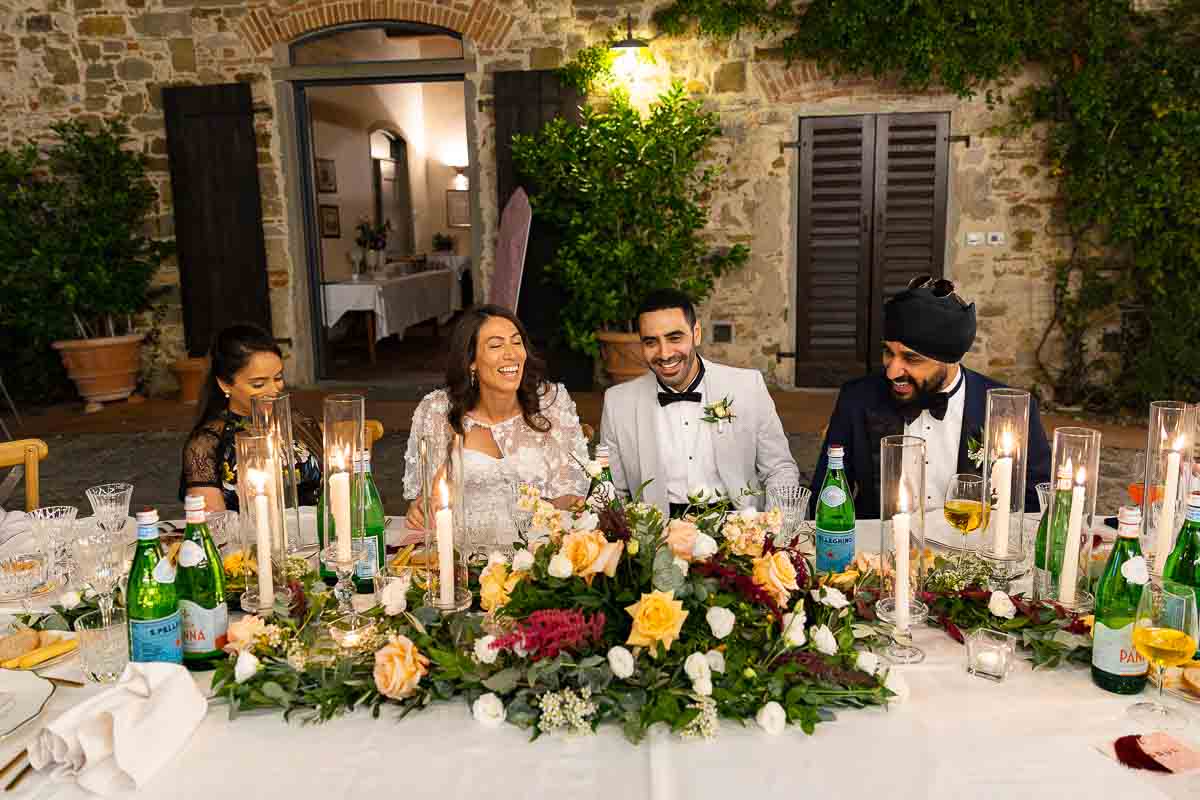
[794,112,949,387]
[493,70,591,390]
[163,83,271,356]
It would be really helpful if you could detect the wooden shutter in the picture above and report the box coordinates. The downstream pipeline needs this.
[163,84,272,356]
[493,71,593,390]
[794,115,877,386]
[868,112,950,346]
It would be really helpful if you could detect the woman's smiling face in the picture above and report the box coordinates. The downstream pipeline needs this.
[472,315,526,393]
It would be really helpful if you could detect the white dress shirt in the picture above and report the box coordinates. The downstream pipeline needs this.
[904,369,965,510]
[655,363,722,504]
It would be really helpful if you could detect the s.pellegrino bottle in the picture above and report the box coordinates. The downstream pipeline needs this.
[1162,491,1200,614]
[316,489,335,586]
[126,508,182,664]
[586,445,619,511]
[353,451,387,591]
[1035,462,1075,595]
[1091,505,1149,694]
[176,495,229,670]
[814,445,855,573]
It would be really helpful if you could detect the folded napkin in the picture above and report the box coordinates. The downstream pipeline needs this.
[0,508,30,547]
[29,662,208,796]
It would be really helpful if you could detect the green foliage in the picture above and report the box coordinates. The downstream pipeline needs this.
[556,39,617,94]
[511,82,749,356]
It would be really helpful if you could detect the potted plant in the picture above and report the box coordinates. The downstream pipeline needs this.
[5,119,172,413]
[355,218,390,272]
[512,82,748,383]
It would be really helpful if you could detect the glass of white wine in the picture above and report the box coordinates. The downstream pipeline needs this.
[1130,578,1199,730]
[944,474,985,558]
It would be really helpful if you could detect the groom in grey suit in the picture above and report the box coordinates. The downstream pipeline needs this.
[600,289,799,516]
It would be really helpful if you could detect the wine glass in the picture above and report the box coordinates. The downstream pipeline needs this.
[85,483,133,537]
[1130,578,1199,730]
[944,474,985,559]
[28,505,78,586]
[766,485,812,546]
[1128,450,1148,507]
[74,519,126,627]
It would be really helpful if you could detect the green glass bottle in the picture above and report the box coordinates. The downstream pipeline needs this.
[176,495,229,671]
[814,445,855,573]
[1162,491,1200,610]
[316,490,335,586]
[586,445,619,511]
[353,451,387,591]
[1091,505,1149,694]
[1035,463,1074,592]
[126,508,182,664]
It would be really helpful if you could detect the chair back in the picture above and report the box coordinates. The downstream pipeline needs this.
[0,439,48,510]
[366,419,385,449]
[490,188,532,312]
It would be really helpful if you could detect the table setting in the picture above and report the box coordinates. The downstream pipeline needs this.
[2,390,1200,797]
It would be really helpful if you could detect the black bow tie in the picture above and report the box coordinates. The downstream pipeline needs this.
[659,391,702,407]
[901,392,950,424]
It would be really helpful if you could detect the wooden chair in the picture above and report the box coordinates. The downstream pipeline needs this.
[366,419,384,449]
[0,438,48,510]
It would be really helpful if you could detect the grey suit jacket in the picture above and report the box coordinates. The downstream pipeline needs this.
[600,359,799,514]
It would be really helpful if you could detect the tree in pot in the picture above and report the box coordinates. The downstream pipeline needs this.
[512,82,748,383]
[39,119,173,412]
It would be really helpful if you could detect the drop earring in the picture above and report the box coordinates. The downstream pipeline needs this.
[470,369,477,387]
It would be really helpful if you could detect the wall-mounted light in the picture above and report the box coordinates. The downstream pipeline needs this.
[611,14,649,83]
[451,165,469,191]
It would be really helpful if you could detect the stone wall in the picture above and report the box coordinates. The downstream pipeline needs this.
[3,0,1069,395]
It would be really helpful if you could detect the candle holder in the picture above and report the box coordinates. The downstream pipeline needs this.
[252,392,310,556]
[965,628,1017,682]
[979,389,1030,585]
[322,539,368,617]
[322,394,366,583]
[1141,401,1196,575]
[235,429,291,615]
[1038,427,1100,611]
[876,435,929,664]
[422,433,472,613]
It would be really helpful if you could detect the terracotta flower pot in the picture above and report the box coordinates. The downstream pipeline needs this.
[51,333,144,414]
[172,356,211,405]
[595,330,649,384]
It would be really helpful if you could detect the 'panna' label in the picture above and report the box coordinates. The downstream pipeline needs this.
[180,599,229,654]
[1093,620,1148,677]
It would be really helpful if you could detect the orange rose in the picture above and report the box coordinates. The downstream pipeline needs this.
[373,634,429,700]
[560,529,621,582]
[752,551,798,606]
[665,519,699,561]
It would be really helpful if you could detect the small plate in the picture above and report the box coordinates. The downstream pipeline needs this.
[1152,662,1200,705]
[0,670,55,738]
[14,632,78,672]
[0,575,62,604]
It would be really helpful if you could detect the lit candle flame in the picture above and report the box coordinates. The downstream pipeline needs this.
[1075,466,1087,485]
[898,483,909,514]
[1173,434,1187,452]
[1000,429,1015,456]
[332,448,345,471]
[247,468,267,495]
[438,477,449,509]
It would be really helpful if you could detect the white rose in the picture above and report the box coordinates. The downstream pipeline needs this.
[691,532,718,561]
[692,675,713,697]
[987,591,1017,620]
[58,591,81,610]
[756,701,787,735]
[705,650,725,674]
[856,651,881,676]
[381,575,410,616]
[714,404,729,419]
[584,460,602,479]
[812,624,838,656]
[548,553,573,579]
[573,511,600,531]
[812,586,849,609]
[607,646,635,679]
[234,649,261,684]
[673,556,690,576]
[487,551,507,568]
[706,606,736,639]
[512,550,535,572]
[472,693,506,728]
[1121,555,1150,586]
[780,612,807,647]
[684,652,711,683]
[885,670,910,704]
[474,635,499,665]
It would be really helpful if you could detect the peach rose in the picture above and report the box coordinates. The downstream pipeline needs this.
[479,563,523,612]
[724,518,766,558]
[224,615,267,653]
[752,552,799,607]
[665,519,700,562]
[625,590,688,656]
[373,634,430,700]
[560,529,621,582]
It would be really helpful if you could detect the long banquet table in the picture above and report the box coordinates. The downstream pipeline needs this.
[5,518,1200,799]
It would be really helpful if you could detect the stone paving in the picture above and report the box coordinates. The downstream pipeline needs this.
[31,431,1136,520]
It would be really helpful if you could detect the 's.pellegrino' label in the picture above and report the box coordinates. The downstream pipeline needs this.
[820,486,847,508]
[815,527,855,573]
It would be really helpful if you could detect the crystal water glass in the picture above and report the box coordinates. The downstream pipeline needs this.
[29,505,77,585]
[85,483,133,536]
[75,607,129,684]
[0,553,48,608]
[75,519,125,626]
[766,485,811,545]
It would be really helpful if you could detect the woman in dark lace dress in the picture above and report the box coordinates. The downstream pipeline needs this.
[179,325,323,512]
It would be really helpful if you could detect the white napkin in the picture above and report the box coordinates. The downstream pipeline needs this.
[0,508,30,547]
[29,662,208,796]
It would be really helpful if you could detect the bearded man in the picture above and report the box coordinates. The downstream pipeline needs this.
[600,288,798,517]
[809,276,1051,518]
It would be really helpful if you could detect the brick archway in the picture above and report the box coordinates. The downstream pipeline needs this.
[237,0,515,55]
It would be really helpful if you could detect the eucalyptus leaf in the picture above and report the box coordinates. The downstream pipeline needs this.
[482,668,521,695]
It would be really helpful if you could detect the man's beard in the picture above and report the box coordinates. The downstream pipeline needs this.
[653,348,698,390]
[888,366,948,409]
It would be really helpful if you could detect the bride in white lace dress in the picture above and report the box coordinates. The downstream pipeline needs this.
[403,305,589,547]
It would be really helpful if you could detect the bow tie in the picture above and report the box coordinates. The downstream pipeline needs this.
[659,391,702,407]
[901,392,950,424]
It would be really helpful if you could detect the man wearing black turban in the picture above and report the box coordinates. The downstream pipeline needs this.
[809,276,1051,519]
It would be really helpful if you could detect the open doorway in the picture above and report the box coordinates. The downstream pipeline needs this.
[291,23,474,391]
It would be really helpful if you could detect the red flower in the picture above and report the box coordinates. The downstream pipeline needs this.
[493,609,606,661]
[694,557,783,619]
[940,617,965,644]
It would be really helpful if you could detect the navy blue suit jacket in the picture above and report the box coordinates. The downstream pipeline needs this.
[809,368,1052,519]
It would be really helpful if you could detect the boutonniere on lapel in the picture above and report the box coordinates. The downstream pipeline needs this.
[966,427,984,471]
[702,396,736,432]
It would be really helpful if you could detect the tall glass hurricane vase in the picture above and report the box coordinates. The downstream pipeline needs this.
[1142,401,1196,576]
[980,389,1031,585]
[423,433,471,613]
[252,392,307,555]
[876,435,929,664]
[235,429,290,615]
[1039,427,1101,610]
[321,395,369,631]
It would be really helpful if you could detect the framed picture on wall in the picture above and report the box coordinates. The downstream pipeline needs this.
[315,158,337,193]
[446,189,470,228]
[318,204,341,238]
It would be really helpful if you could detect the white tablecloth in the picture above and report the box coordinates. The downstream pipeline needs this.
[426,253,471,279]
[323,269,461,342]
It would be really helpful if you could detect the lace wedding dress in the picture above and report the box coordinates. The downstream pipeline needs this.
[403,383,590,548]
